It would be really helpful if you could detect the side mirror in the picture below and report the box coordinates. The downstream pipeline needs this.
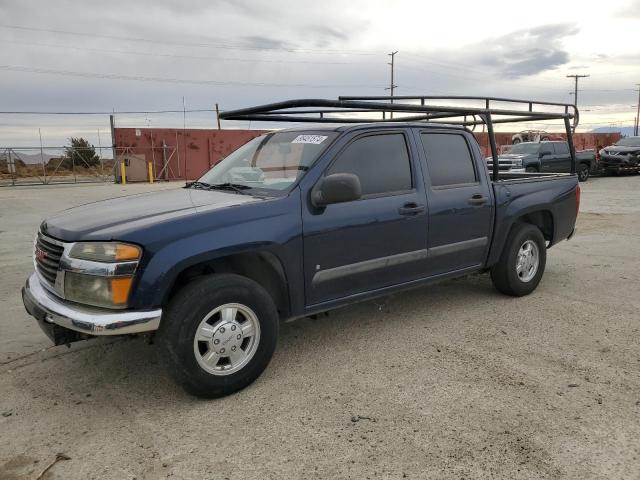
[311,173,362,207]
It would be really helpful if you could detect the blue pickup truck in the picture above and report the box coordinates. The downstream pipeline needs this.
[22,97,581,397]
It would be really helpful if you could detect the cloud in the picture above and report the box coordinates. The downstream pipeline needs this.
[617,0,640,17]
[475,23,579,77]
[240,35,293,50]
[304,25,349,41]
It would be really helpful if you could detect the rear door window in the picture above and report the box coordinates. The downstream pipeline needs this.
[553,142,569,155]
[420,133,477,187]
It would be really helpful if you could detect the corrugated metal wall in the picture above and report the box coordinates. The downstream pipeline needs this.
[114,128,266,181]
[473,132,622,156]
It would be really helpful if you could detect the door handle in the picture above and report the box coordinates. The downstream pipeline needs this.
[468,194,488,206]
[398,202,426,215]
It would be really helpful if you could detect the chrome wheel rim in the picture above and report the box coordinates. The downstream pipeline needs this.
[516,240,539,283]
[193,303,261,376]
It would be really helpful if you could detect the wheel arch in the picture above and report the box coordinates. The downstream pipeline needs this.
[518,209,554,243]
[487,208,555,267]
[165,250,291,319]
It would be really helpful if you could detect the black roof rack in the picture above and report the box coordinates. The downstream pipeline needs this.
[219,96,579,181]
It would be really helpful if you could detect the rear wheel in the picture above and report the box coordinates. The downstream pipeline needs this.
[158,274,279,398]
[490,223,547,297]
[578,163,590,182]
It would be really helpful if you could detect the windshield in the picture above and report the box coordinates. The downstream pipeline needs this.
[509,143,541,154]
[197,131,337,194]
[614,137,640,147]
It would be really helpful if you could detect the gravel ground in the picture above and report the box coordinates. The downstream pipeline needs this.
[1,177,639,479]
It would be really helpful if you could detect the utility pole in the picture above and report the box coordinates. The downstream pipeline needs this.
[635,84,640,136]
[385,51,398,119]
[566,74,589,133]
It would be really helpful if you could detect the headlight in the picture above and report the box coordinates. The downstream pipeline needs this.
[64,241,141,308]
[65,272,134,309]
[513,158,523,168]
[69,242,141,262]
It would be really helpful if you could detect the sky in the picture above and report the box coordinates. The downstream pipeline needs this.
[1,0,639,149]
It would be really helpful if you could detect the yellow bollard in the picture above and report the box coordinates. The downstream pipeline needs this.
[120,159,127,185]
[148,161,154,184]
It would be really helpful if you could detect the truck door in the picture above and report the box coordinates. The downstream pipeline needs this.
[538,143,556,172]
[552,142,572,172]
[417,130,493,276]
[302,131,429,306]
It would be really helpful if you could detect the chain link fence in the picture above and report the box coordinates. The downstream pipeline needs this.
[0,146,117,186]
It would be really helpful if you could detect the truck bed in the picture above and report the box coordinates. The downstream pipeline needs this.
[485,172,579,268]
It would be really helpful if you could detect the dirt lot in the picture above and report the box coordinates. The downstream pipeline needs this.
[1,178,639,479]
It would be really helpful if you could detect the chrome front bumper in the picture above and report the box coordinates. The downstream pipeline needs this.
[22,273,161,337]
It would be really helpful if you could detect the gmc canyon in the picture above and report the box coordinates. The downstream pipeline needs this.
[22,98,580,398]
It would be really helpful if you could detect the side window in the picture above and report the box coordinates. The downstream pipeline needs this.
[540,142,554,156]
[327,133,412,196]
[420,133,477,187]
[554,142,569,155]
[540,144,554,156]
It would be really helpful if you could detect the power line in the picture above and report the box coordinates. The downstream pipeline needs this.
[0,64,386,89]
[0,109,219,115]
[0,24,377,56]
[0,39,358,66]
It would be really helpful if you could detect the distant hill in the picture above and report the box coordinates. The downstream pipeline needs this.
[0,151,58,165]
[591,126,636,136]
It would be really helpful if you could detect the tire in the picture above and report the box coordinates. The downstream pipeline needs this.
[158,274,279,398]
[512,137,522,145]
[577,163,590,182]
[525,166,538,173]
[490,223,547,297]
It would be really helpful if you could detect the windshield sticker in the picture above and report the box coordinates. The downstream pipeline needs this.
[291,135,328,145]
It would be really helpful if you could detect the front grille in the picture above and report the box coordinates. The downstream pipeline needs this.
[487,161,518,171]
[35,232,64,286]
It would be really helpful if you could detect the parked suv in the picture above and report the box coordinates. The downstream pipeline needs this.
[488,141,594,181]
[599,136,640,174]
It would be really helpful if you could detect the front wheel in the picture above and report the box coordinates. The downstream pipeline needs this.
[158,274,279,398]
[525,166,538,173]
[490,223,547,297]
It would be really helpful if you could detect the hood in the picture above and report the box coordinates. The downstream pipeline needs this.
[42,187,261,241]
[489,153,535,161]
[604,145,640,154]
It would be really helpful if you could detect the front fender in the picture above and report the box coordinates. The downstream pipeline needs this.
[127,193,303,309]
